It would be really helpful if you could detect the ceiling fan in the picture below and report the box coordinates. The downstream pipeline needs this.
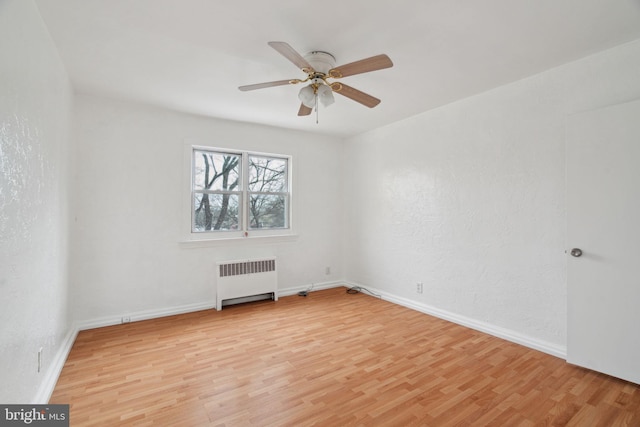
[239,41,393,117]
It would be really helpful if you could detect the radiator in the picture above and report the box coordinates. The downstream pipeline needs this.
[215,258,278,310]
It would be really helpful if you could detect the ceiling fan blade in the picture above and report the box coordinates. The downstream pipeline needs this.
[238,79,293,91]
[329,54,393,78]
[268,41,313,71]
[331,83,381,108]
[298,103,312,116]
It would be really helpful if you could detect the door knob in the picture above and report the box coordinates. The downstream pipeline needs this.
[570,248,583,257]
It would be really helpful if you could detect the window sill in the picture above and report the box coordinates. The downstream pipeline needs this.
[179,233,299,248]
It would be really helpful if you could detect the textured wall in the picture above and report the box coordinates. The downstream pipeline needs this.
[0,0,73,402]
[343,39,640,349]
[69,94,344,323]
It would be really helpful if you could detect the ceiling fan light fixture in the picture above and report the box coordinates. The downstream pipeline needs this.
[317,83,334,107]
[298,85,316,108]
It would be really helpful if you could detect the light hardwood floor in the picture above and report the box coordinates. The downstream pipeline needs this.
[51,287,640,426]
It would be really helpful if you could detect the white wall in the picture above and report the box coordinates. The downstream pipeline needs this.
[343,39,640,353]
[5,0,640,402]
[0,0,73,403]
[70,94,344,324]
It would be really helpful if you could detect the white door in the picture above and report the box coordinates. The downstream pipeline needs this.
[566,99,640,385]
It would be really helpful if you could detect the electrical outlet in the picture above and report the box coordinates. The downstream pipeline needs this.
[121,316,131,324]
[325,266,331,275]
[38,347,43,373]
[416,282,423,294]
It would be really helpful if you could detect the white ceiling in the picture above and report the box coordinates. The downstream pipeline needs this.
[35,0,640,138]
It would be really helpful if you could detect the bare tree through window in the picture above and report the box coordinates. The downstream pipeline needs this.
[192,148,290,234]
[193,151,240,231]
[248,156,287,229]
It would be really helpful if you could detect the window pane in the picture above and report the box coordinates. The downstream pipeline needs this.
[193,193,240,232]
[248,156,287,192]
[193,150,240,191]
[249,194,287,229]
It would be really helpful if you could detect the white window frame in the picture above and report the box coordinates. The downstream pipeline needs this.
[245,153,290,231]
[183,144,295,244]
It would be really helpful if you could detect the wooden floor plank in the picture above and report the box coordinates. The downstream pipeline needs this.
[50,287,640,426]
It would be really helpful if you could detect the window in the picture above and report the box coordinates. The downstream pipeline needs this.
[247,155,288,229]
[191,147,290,236]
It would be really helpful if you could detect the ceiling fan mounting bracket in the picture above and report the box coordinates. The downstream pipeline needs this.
[304,51,336,75]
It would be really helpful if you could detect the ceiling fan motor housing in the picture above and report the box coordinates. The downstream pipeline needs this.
[304,51,336,75]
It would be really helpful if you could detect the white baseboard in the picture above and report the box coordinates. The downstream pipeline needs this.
[76,283,345,330]
[278,280,344,297]
[75,301,217,331]
[32,326,78,404]
[343,281,567,359]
